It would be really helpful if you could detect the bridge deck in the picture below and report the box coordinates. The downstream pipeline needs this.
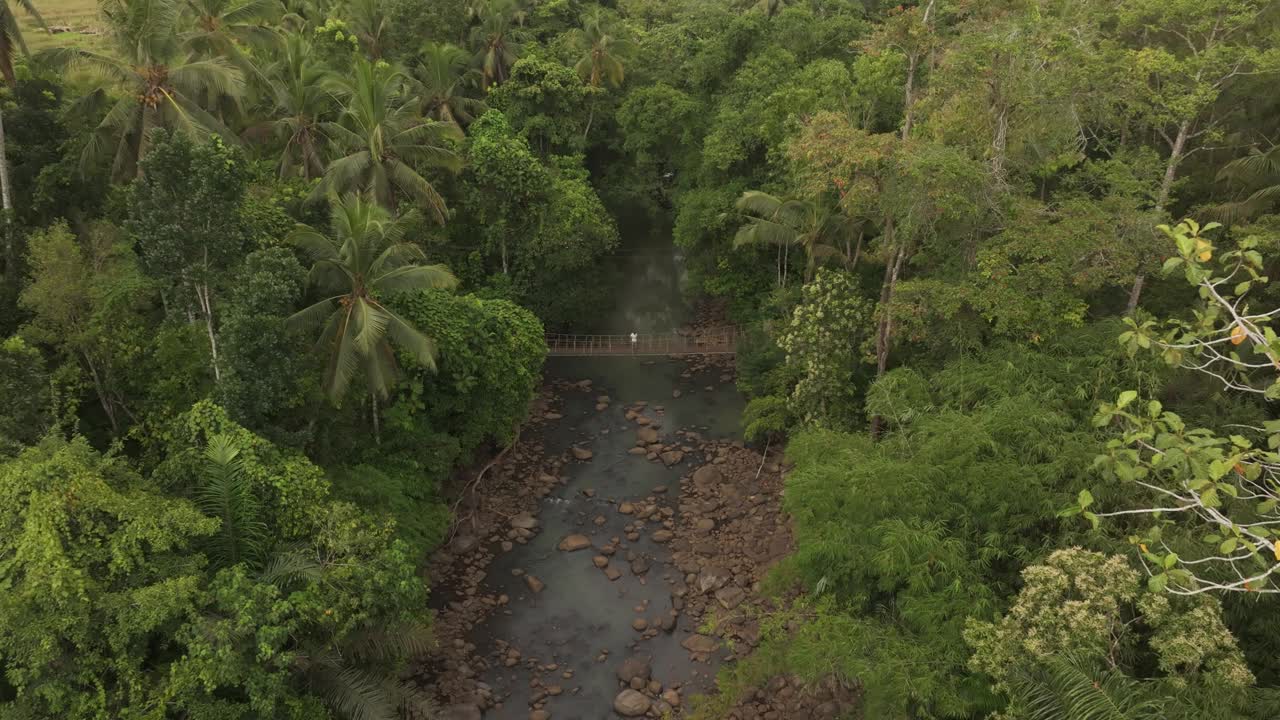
[546,329,739,357]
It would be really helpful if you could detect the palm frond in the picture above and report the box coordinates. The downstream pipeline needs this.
[1007,656,1167,720]
[287,295,340,333]
[372,264,457,295]
[735,189,784,218]
[734,218,797,249]
[195,433,267,568]
[383,308,437,369]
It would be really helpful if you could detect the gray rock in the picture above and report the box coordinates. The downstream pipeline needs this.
[558,534,592,552]
[692,465,723,489]
[637,426,659,444]
[572,447,594,460]
[525,575,545,593]
[698,566,731,593]
[617,655,652,684]
[681,634,718,654]
[510,513,539,530]
[715,586,746,609]
[660,450,685,466]
[613,689,651,717]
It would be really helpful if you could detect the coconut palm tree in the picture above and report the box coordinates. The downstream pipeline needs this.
[567,9,632,89]
[1212,145,1280,224]
[248,33,333,179]
[288,193,457,408]
[412,42,486,131]
[41,0,245,180]
[316,58,462,220]
[340,0,389,59]
[733,190,856,287]
[0,0,44,86]
[467,0,527,89]
[183,0,282,73]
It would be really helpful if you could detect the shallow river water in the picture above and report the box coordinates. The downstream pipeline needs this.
[467,221,746,718]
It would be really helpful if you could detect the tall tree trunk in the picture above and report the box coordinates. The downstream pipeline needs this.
[0,106,12,285]
[900,0,937,141]
[902,52,919,141]
[371,391,381,444]
[1126,120,1190,314]
[991,104,1009,187]
[196,281,221,382]
[870,216,902,438]
[82,352,120,435]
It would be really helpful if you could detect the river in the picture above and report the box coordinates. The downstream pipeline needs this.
[458,216,747,718]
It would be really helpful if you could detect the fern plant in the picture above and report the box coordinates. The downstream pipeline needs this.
[196,433,268,568]
[1006,657,1166,720]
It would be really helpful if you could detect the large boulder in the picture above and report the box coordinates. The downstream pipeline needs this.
[681,634,719,654]
[613,689,651,717]
[617,655,652,684]
[558,534,592,552]
[510,513,539,530]
[692,465,722,489]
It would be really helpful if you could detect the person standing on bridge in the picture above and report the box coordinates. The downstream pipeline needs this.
[630,332,638,353]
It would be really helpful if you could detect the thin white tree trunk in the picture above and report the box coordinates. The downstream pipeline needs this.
[0,106,13,282]
[1126,121,1190,314]
[196,282,221,382]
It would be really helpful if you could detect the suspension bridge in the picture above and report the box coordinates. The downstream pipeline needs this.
[545,326,744,357]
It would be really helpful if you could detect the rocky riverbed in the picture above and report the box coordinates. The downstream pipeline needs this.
[419,346,858,719]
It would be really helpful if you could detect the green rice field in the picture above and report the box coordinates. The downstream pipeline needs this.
[16,0,107,55]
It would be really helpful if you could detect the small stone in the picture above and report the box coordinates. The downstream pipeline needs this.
[558,534,591,552]
[530,711,550,720]
[696,518,715,531]
[651,529,674,543]
[613,689,650,717]
[592,555,609,568]
[544,412,563,420]
[672,389,683,398]
[524,575,545,593]
[572,447,593,461]
[618,502,635,515]
[660,450,685,466]
[637,426,659,444]
[662,689,681,707]
[605,567,622,581]
[632,617,648,631]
